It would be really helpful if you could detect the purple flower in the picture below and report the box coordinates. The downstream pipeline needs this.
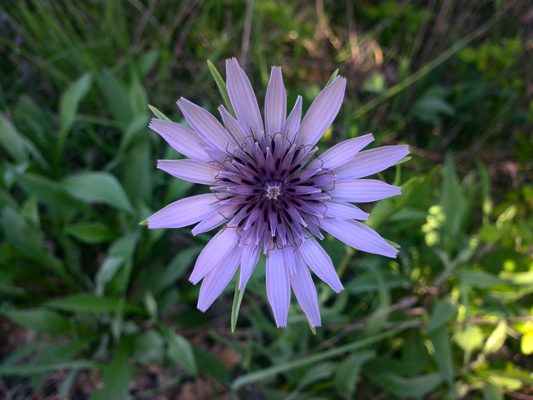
[147,58,409,328]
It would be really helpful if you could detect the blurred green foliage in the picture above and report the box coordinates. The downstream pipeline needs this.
[1,0,532,399]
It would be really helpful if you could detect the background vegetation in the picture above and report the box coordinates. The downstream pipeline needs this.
[1,0,532,399]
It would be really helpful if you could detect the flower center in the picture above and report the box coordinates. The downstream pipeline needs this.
[265,184,282,200]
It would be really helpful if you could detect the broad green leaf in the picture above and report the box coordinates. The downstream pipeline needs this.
[334,351,375,399]
[62,171,134,213]
[207,60,235,117]
[58,73,92,151]
[428,325,454,387]
[364,264,391,335]
[65,222,117,244]
[16,172,81,220]
[95,232,139,295]
[294,362,335,393]
[366,371,444,398]
[133,330,164,364]
[483,320,507,355]
[120,137,152,204]
[193,346,229,383]
[427,298,456,333]
[4,308,71,334]
[91,339,134,400]
[160,326,197,375]
[483,382,503,400]
[0,112,46,167]
[46,293,144,314]
[101,69,133,125]
[458,270,508,288]
[129,73,148,116]
[1,207,71,284]
[453,324,484,352]
[119,114,150,152]
[31,340,90,368]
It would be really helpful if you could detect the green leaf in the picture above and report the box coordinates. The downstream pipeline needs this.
[366,371,444,398]
[458,270,508,288]
[95,232,139,296]
[160,326,197,375]
[207,59,235,117]
[0,112,46,167]
[453,324,484,352]
[65,222,117,244]
[4,308,71,334]
[1,207,71,285]
[129,73,148,116]
[62,172,134,213]
[16,172,81,221]
[0,361,97,376]
[427,298,456,334]
[440,155,466,250]
[101,69,133,125]
[428,325,454,387]
[46,293,143,314]
[334,351,375,399]
[58,73,92,152]
[231,268,245,333]
[148,105,171,121]
[483,382,503,400]
[91,339,134,400]
[232,323,415,390]
[133,330,164,364]
[483,320,507,355]
[294,362,336,392]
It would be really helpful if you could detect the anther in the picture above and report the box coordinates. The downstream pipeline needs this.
[289,164,301,174]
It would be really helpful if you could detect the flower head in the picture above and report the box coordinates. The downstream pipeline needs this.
[147,58,409,327]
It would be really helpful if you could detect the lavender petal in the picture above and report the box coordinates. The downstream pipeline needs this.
[147,193,218,229]
[321,219,398,258]
[266,248,290,328]
[297,77,346,146]
[308,134,374,171]
[197,246,242,311]
[330,179,402,202]
[299,238,343,292]
[178,98,238,152]
[265,66,286,137]
[157,159,219,184]
[239,244,260,290]
[190,228,240,284]
[149,118,210,162]
[334,145,410,180]
[226,58,264,137]
[290,256,321,327]
[324,200,369,220]
[284,96,302,143]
